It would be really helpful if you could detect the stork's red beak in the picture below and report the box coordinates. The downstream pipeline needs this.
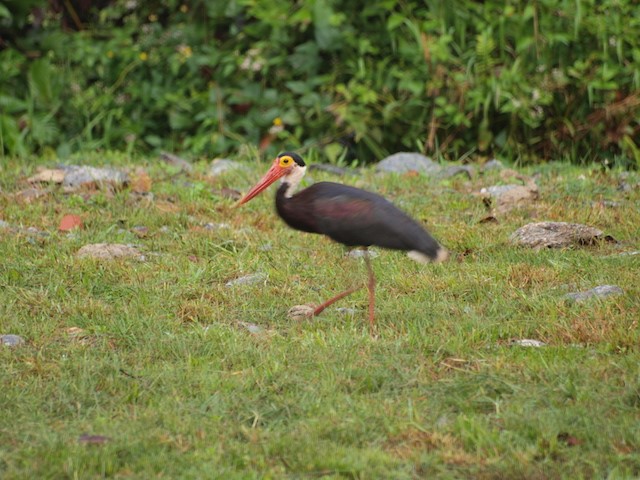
[237,158,287,205]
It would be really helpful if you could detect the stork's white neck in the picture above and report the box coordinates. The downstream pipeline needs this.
[281,165,306,198]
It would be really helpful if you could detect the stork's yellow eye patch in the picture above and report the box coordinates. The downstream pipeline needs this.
[279,155,294,167]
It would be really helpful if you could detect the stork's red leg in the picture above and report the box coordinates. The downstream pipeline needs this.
[312,285,363,317]
[364,252,376,333]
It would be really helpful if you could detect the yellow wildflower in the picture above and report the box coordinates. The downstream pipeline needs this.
[139,52,148,61]
[273,117,283,127]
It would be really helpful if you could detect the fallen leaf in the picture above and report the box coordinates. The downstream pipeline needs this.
[28,168,66,184]
[78,434,110,445]
[155,200,180,213]
[131,168,152,193]
[59,214,83,232]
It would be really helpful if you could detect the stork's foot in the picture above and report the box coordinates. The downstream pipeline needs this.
[287,304,316,321]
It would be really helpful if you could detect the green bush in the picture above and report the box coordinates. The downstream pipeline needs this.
[1,0,639,166]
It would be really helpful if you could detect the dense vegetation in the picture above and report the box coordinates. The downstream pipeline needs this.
[1,1,639,165]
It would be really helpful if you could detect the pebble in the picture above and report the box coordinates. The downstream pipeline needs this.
[438,165,475,179]
[482,159,504,171]
[208,159,246,177]
[159,151,193,173]
[565,285,624,303]
[480,184,520,198]
[62,166,129,188]
[309,164,359,177]
[225,273,267,287]
[509,339,546,347]
[346,249,379,259]
[76,243,144,260]
[1,334,25,347]
[375,152,442,175]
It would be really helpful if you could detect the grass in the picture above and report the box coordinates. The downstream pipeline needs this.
[0,153,639,479]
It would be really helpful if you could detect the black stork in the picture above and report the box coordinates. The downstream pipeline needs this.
[238,152,448,332]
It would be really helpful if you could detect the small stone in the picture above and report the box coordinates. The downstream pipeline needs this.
[438,165,475,179]
[14,187,49,204]
[0,220,10,229]
[376,152,442,175]
[510,222,606,249]
[309,164,359,177]
[1,334,25,347]
[480,185,520,198]
[203,222,230,231]
[509,339,546,347]
[225,273,267,287]
[565,285,624,303]
[159,151,193,173]
[27,168,66,184]
[236,321,264,335]
[62,166,129,188]
[78,434,110,445]
[288,304,315,320]
[208,159,246,177]
[76,243,144,260]
[482,159,504,171]
[131,226,149,238]
[336,307,357,315]
[346,249,379,259]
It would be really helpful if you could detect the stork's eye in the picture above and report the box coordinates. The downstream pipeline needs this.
[279,155,294,167]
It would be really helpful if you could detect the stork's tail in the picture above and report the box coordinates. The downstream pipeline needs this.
[407,245,449,264]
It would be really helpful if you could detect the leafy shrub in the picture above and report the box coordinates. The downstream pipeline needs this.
[0,0,638,166]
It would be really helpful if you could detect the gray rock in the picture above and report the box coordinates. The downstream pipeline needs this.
[309,164,359,177]
[482,159,504,171]
[236,321,264,335]
[509,339,546,347]
[510,222,605,249]
[336,307,357,315]
[438,165,475,179]
[225,273,267,287]
[480,184,520,198]
[1,334,25,347]
[346,249,379,259]
[203,222,230,231]
[208,159,246,177]
[62,166,129,188]
[565,285,624,303]
[376,152,441,175]
[76,243,144,260]
[0,220,10,229]
[159,151,193,173]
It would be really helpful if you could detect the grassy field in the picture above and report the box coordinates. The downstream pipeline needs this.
[1,154,639,479]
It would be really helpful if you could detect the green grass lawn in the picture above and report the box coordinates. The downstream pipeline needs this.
[1,154,639,479]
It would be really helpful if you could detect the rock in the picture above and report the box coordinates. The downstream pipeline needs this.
[62,166,129,188]
[236,321,264,335]
[203,222,230,231]
[565,285,624,303]
[346,249,379,259]
[14,187,49,204]
[159,151,193,173]
[288,304,315,320]
[480,185,520,198]
[211,187,242,201]
[208,159,246,177]
[336,307,357,315]
[375,152,441,175]
[1,334,25,347]
[438,165,475,179]
[510,222,607,249]
[27,168,66,184]
[76,243,144,260]
[309,164,359,177]
[482,159,504,172]
[225,273,267,287]
[78,434,111,445]
[0,219,10,229]
[509,339,546,347]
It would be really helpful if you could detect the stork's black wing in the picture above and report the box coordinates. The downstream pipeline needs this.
[277,182,441,259]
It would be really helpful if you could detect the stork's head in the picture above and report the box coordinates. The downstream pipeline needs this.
[238,152,306,205]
